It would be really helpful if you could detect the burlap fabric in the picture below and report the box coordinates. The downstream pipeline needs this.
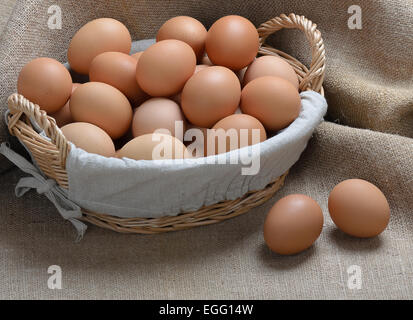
[0,0,412,299]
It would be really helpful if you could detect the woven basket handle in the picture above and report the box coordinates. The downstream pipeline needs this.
[257,13,326,94]
[7,93,70,167]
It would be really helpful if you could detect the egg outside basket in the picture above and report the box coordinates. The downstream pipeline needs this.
[3,13,325,235]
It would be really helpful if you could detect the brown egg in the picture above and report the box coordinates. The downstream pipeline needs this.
[264,194,324,255]
[136,39,196,97]
[70,82,132,139]
[89,52,147,105]
[208,114,266,155]
[118,133,188,160]
[181,66,241,127]
[17,57,72,113]
[241,76,301,131]
[170,64,210,104]
[328,179,390,238]
[61,122,115,157]
[132,98,186,140]
[50,83,79,127]
[243,56,299,89]
[68,18,132,74]
[156,16,207,61]
[131,51,143,60]
[206,15,259,71]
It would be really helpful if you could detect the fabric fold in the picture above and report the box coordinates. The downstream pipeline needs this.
[0,142,86,240]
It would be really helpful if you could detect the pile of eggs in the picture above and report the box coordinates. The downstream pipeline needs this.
[16,15,301,160]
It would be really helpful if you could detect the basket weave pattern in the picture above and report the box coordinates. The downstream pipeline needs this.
[6,13,325,234]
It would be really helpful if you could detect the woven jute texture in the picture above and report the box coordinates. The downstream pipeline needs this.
[0,0,413,299]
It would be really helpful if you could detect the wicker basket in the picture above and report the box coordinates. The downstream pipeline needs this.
[5,13,325,234]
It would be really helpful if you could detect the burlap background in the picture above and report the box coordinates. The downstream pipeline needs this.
[0,0,412,299]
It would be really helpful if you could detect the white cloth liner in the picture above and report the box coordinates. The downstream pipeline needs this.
[66,91,327,218]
